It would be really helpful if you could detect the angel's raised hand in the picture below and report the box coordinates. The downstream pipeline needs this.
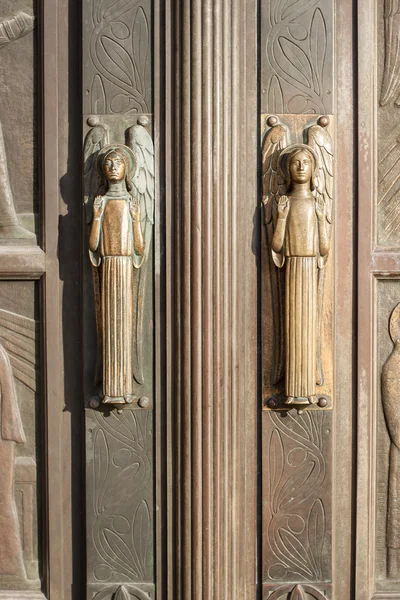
[93,196,104,217]
[315,197,326,221]
[277,198,289,218]
[129,200,141,222]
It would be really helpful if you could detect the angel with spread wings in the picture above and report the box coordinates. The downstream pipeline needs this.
[84,118,154,405]
[262,116,333,405]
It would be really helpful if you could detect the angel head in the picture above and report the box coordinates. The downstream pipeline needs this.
[278,144,319,193]
[98,144,137,192]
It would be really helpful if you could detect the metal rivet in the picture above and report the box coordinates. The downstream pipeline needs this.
[138,396,150,408]
[87,115,100,127]
[318,115,329,128]
[267,397,278,409]
[89,397,100,409]
[318,396,328,408]
[138,116,150,127]
[267,115,278,127]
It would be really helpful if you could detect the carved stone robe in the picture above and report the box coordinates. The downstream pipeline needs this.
[0,342,25,576]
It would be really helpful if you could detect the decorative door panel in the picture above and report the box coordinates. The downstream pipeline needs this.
[82,2,156,600]
[260,0,355,599]
[357,0,400,598]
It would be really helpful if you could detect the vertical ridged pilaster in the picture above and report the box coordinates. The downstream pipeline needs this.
[164,0,257,597]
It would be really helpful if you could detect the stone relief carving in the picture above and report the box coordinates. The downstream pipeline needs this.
[0,11,34,48]
[83,0,151,115]
[262,116,333,406]
[382,302,400,578]
[380,0,400,107]
[266,583,327,599]
[87,409,153,587]
[0,12,35,242]
[84,116,154,405]
[0,327,39,588]
[262,0,333,114]
[263,411,331,584]
[0,300,40,589]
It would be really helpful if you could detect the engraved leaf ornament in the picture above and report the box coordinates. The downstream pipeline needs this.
[290,585,307,600]
[132,500,151,579]
[266,1,328,112]
[132,7,149,97]
[309,9,327,96]
[307,499,325,579]
[114,586,130,600]
[278,37,313,89]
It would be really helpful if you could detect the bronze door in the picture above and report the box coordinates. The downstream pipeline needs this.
[0,0,396,599]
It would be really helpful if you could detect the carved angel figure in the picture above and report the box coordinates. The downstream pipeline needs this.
[0,341,26,577]
[262,117,333,405]
[382,302,400,578]
[89,144,147,404]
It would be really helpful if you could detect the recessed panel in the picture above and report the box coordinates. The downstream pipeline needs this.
[0,281,42,592]
[0,4,38,243]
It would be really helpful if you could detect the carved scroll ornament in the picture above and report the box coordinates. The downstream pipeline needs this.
[262,116,333,406]
[382,302,400,578]
[84,117,154,405]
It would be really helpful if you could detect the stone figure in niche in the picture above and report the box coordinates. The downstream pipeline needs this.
[0,341,26,578]
[382,302,400,578]
[262,117,333,405]
[0,11,35,241]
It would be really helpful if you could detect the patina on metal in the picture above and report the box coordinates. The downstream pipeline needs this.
[262,115,333,407]
[87,140,152,405]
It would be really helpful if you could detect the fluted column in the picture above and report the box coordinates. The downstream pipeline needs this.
[164,0,258,597]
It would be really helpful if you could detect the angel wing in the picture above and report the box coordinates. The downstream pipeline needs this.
[307,119,334,386]
[381,0,400,106]
[307,120,333,227]
[126,120,155,385]
[0,308,37,392]
[262,119,288,385]
[83,118,109,224]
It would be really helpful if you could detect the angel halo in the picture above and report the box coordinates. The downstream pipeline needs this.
[84,118,155,406]
[262,116,333,406]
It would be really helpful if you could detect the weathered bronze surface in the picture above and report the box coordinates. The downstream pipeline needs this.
[85,409,154,599]
[261,0,334,114]
[262,410,332,597]
[262,115,333,407]
[82,0,152,115]
[85,119,154,405]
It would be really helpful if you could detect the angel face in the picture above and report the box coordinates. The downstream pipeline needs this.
[103,151,126,183]
[288,150,313,185]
